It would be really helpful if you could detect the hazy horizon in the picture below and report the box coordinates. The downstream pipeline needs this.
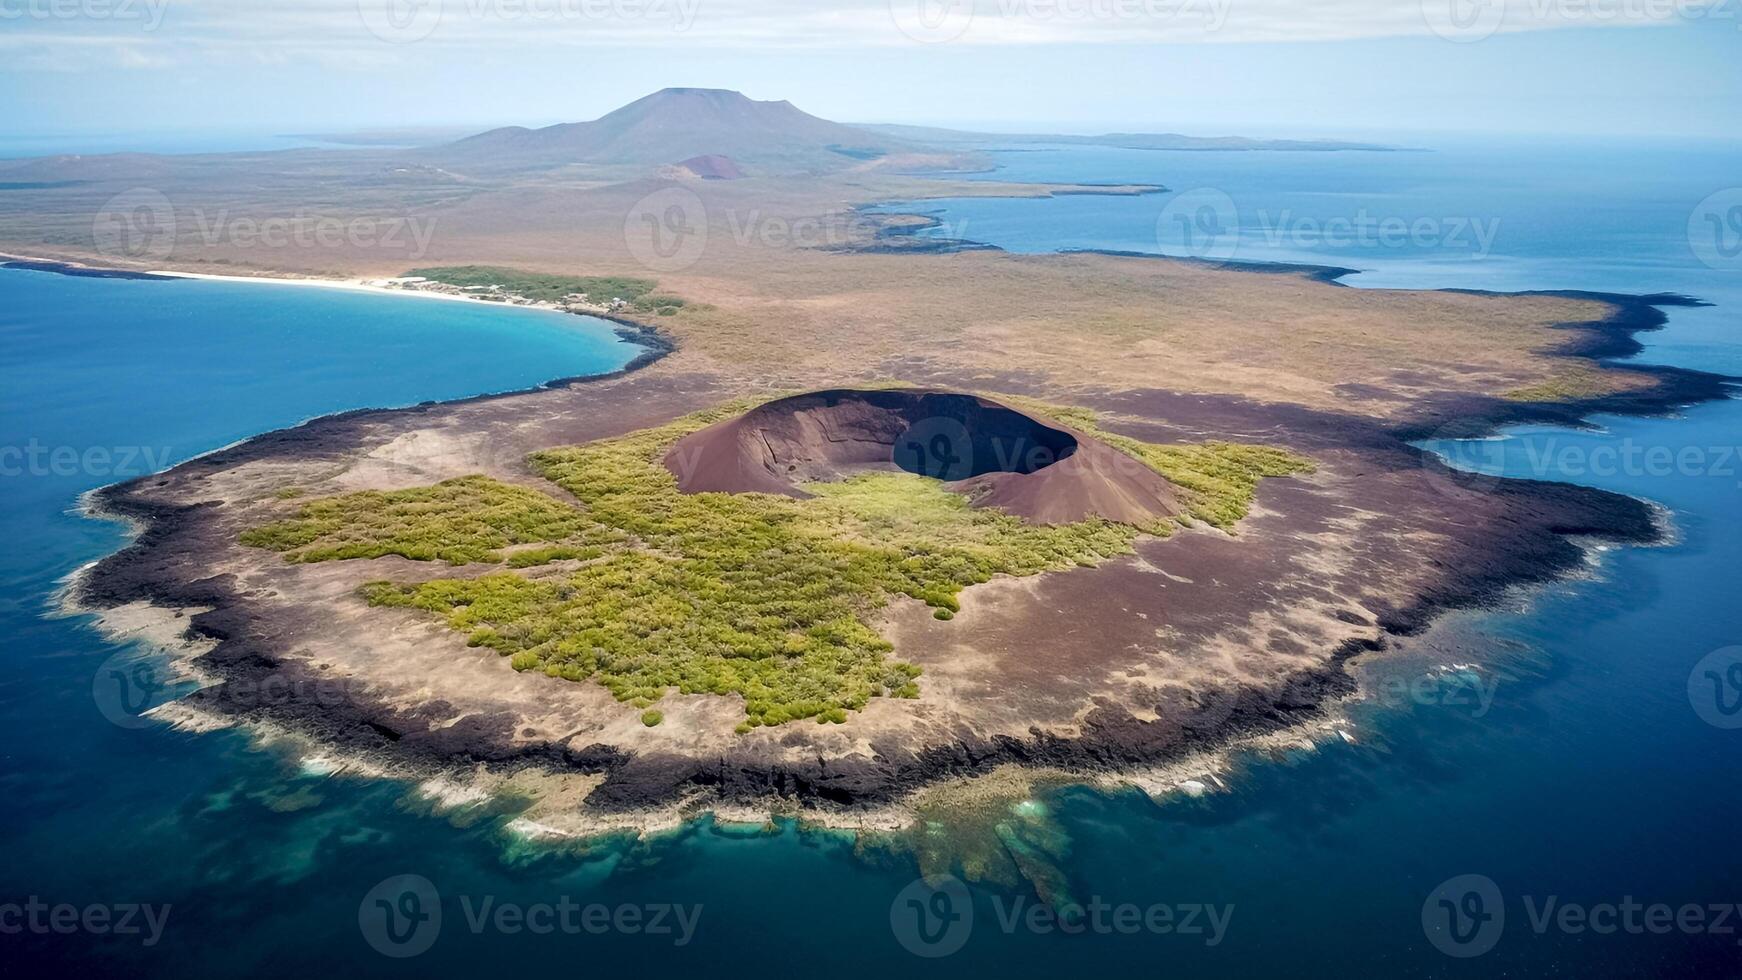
[4,1,1741,149]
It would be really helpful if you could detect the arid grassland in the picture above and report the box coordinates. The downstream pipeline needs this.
[0,149,1673,411]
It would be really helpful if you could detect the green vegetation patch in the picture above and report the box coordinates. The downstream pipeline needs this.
[1502,363,1631,403]
[244,396,1311,728]
[240,475,622,565]
[406,265,685,314]
[991,397,1313,529]
[1101,440,1312,528]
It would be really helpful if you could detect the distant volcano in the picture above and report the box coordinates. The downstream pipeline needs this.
[431,88,927,174]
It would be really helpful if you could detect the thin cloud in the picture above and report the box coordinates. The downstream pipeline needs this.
[0,0,1719,73]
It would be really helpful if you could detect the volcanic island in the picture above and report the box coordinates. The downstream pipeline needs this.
[10,89,1735,849]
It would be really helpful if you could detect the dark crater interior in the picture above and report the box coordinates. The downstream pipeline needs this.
[666,389,1081,490]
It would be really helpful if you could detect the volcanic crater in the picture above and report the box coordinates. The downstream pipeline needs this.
[663,388,1185,526]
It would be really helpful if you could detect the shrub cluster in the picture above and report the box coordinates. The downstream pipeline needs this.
[240,475,622,565]
[991,396,1315,529]
[405,265,685,314]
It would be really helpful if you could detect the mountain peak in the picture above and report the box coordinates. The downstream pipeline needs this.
[647,87,750,99]
[438,88,919,175]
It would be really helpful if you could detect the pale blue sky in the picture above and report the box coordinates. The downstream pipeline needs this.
[3,0,1738,148]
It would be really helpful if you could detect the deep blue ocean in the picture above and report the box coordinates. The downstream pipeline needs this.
[4,139,1742,978]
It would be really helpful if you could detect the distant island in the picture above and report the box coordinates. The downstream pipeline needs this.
[855,122,1405,153]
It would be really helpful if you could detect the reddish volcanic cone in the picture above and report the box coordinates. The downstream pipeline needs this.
[676,154,745,179]
[662,389,1183,526]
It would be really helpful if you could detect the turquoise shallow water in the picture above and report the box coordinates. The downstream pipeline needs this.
[4,139,1742,977]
